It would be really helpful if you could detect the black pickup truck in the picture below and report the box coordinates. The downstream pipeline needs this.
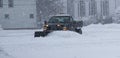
[34,15,83,37]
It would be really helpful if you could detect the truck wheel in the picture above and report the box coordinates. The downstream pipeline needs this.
[75,29,82,34]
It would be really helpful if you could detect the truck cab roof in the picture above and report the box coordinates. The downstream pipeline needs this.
[54,14,71,17]
[48,15,73,23]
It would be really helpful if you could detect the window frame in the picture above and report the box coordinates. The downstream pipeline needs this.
[5,14,10,19]
[0,0,3,7]
[30,14,34,19]
[8,0,14,7]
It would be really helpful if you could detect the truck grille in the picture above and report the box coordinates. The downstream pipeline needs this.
[47,25,63,30]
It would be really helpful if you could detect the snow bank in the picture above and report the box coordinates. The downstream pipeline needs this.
[46,31,82,39]
[0,24,120,58]
[0,49,13,58]
[84,23,120,30]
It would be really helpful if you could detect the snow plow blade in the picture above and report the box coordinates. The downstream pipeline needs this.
[34,31,50,37]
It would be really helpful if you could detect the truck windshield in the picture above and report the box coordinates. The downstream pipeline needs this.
[49,16,70,23]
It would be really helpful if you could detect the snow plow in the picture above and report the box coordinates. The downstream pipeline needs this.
[34,14,83,37]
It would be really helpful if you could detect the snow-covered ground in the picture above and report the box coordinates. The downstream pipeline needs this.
[0,24,120,58]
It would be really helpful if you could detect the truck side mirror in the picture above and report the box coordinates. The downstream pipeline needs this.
[79,21,83,27]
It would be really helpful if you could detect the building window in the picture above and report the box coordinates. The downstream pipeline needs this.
[8,0,14,7]
[89,0,97,16]
[5,14,9,19]
[0,0,3,7]
[78,0,86,18]
[30,14,34,19]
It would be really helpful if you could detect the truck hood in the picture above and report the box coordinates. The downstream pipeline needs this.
[47,23,69,25]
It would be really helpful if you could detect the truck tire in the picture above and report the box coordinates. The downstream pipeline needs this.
[75,29,82,34]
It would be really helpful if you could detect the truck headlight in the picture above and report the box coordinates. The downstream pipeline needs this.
[57,24,60,27]
[45,24,49,27]
[63,27,67,31]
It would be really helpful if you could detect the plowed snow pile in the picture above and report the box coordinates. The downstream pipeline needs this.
[47,31,82,38]
[0,24,120,58]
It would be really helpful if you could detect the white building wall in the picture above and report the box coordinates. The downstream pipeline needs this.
[0,0,37,29]
[109,0,116,14]
[74,0,79,19]
[66,0,116,19]
[97,0,115,15]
